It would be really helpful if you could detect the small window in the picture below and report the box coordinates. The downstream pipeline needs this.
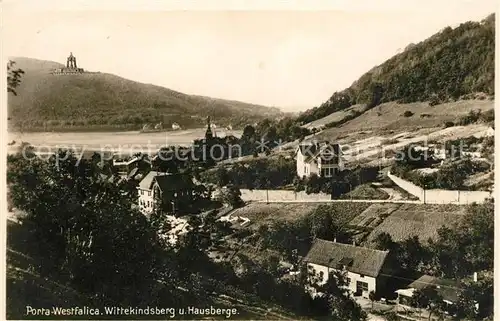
[148,191,151,196]
[360,274,364,278]
[346,277,351,285]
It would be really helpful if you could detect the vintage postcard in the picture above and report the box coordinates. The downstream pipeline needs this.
[2,1,496,320]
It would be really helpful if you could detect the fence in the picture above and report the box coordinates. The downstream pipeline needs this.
[239,189,332,202]
[388,171,492,205]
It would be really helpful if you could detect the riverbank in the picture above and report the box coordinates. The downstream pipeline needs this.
[8,129,243,156]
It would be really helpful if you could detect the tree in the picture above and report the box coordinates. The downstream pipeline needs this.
[7,60,24,96]
[403,110,414,117]
[455,271,493,320]
[307,205,349,242]
[215,166,230,187]
[373,232,396,251]
[220,185,243,208]
[398,236,427,271]
[7,151,176,305]
[411,286,444,320]
[313,270,367,321]
[427,202,493,278]
[305,174,322,194]
[240,125,257,156]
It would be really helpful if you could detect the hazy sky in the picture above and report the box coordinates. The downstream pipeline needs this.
[2,0,497,111]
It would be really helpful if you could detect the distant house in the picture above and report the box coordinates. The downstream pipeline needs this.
[395,275,461,313]
[137,171,196,216]
[112,155,151,177]
[172,122,181,130]
[295,141,344,178]
[304,239,391,298]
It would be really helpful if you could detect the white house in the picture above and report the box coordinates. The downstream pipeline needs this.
[172,122,181,130]
[304,239,390,298]
[295,141,344,178]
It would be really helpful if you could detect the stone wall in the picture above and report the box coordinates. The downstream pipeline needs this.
[239,189,332,202]
[388,171,492,204]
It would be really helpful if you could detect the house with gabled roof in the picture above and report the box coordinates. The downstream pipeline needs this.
[395,275,461,312]
[304,238,391,298]
[295,141,344,178]
[137,171,196,216]
[113,154,152,177]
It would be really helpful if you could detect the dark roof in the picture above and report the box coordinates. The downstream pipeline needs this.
[138,171,195,191]
[128,167,139,179]
[154,173,194,192]
[297,142,341,162]
[304,239,389,278]
[408,275,460,303]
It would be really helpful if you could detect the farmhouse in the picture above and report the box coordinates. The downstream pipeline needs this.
[295,141,344,178]
[304,239,391,298]
[137,171,196,216]
[395,274,461,313]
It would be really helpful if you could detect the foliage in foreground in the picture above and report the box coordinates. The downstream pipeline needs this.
[7,150,369,320]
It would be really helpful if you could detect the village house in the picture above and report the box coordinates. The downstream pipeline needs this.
[395,274,462,313]
[304,239,391,298]
[113,155,151,177]
[137,171,196,216]
[295,141,344,178]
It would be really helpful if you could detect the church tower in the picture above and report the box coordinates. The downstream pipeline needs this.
[205,116,213,140]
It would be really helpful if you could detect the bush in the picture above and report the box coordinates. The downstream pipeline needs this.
[443,121,455,128]
[403,111,414,117]
[429,94,441,106]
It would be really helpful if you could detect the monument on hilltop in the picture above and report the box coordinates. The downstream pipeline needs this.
[51,52,86,75]
[67,52,78,68]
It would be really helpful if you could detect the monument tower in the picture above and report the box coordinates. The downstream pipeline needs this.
[51,52,86,75]
[66,52,78,68]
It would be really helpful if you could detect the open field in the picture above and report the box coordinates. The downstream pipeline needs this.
[336,123,492,166]
[312,99,493,139]
[364,204,466,245]
[340,184,390,200]
[230,202,372,229]
[278,101,493,168]
[301,104,365,129]
[349,203,401,228]
[230,202,323,227]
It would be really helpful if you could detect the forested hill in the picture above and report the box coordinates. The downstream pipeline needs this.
[7,57,283,131]
[298,14,495,124]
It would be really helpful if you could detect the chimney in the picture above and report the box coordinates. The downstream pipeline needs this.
[473,272,478,282]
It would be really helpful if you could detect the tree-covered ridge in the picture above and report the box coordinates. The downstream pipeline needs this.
[298,14,495,124]
[7,57,283,131]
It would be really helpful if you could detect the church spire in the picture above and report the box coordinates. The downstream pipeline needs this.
[205,116,213,140]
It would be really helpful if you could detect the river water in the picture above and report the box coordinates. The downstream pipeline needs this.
[8,128,242,155]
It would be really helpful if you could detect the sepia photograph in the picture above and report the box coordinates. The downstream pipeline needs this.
[2,1,496,320]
